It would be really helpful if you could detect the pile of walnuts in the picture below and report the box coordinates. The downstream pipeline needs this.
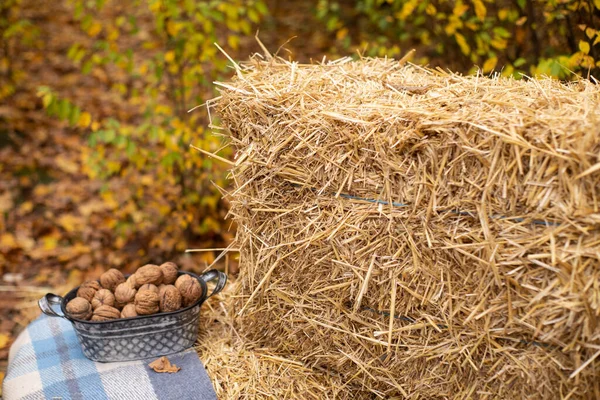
[65,263,203,321]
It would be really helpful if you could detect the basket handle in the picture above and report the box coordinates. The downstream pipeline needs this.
[39,293,66,318]
[199,270,227,299]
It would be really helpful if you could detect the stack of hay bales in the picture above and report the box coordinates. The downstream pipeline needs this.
[213,55,600,398]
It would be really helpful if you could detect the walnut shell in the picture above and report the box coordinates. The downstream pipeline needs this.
[135,289,160,315]
[135,264,163,287]
[175,275,203,307]
[114,283,136,308]
[76,281,100,303]
[125,274,138,289]
[81,280,101,291]
[100,268,125,291]
[139,283,158,294]
[157,284,168,298]
[91,288,116,310]
[159,285,182,313]
[66,297,93,320]
[160,262,179,285]
[120,303,138,318]
[91,305,121,321]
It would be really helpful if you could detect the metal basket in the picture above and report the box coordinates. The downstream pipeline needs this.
[38,270,226,362]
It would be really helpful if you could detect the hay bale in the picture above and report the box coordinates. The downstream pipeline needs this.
[212,56,600,398]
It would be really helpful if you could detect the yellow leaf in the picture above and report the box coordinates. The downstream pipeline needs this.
[398,0,418,20]
[107,27,119,42]
[78,112,92,128]
[453,1,469,18]
[87,21,102,38]
[140,175,154,186]
[227,35,240,50]
[67,269,84,288]
[0,334,9,349]
[58,214,83,233]
[336,28,348,40]
[585,27,597,39]
[166,20,179,36]
[91,121,100,132]
[490,38,508,50]
[472,0,486,20]
[164,51,175,63]
[426,4,436,15]
[455,33,471,55]
[579,40,590,54]
[594,0,600,10]
[0,233,18,250]
[498,8,509,20]
[18,201,33,214]
[482,57,498,73]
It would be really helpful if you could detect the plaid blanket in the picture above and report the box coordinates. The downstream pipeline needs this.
[2,314,217,400]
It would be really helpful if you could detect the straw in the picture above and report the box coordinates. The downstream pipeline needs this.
[213,54,600,398]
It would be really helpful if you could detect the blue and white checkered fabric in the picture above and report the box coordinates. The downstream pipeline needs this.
[2,314,217,400]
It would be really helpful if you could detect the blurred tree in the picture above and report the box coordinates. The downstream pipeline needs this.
[37,0,268,257]
[314,0,600,79]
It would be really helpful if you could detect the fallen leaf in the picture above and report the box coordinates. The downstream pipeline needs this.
[55,155,79,175]
[148,356,181,373]
[0,234,18,251]
[57,214,84,233]
[0,192,13,213]
[0,334,10,350]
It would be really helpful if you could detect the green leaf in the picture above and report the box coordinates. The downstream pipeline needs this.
[69,106,81,127]
[102,129,116,143]
[126,140,136,157]
[58,99,71,120]
[513,57,526,67]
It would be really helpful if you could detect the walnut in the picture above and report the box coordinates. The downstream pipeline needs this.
[66,297,93,320]
[157,284,168,298]
[135,289,160,315]
[160,262,179,285]
[91,288,116,310]
[135,264,163,286]
[100,268,125,291]
[175,275,203,307]
[121,303,138,318]
[139,283,158,294]
[91,305,121,321]
[114,283,136,308]
[159,285,182,313]
[76,280,100,303]
[125,274,138,289]
[81,280,101,291]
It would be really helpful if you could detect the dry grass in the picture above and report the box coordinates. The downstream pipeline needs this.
[210,54,600,398]
[197,280,367,399]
